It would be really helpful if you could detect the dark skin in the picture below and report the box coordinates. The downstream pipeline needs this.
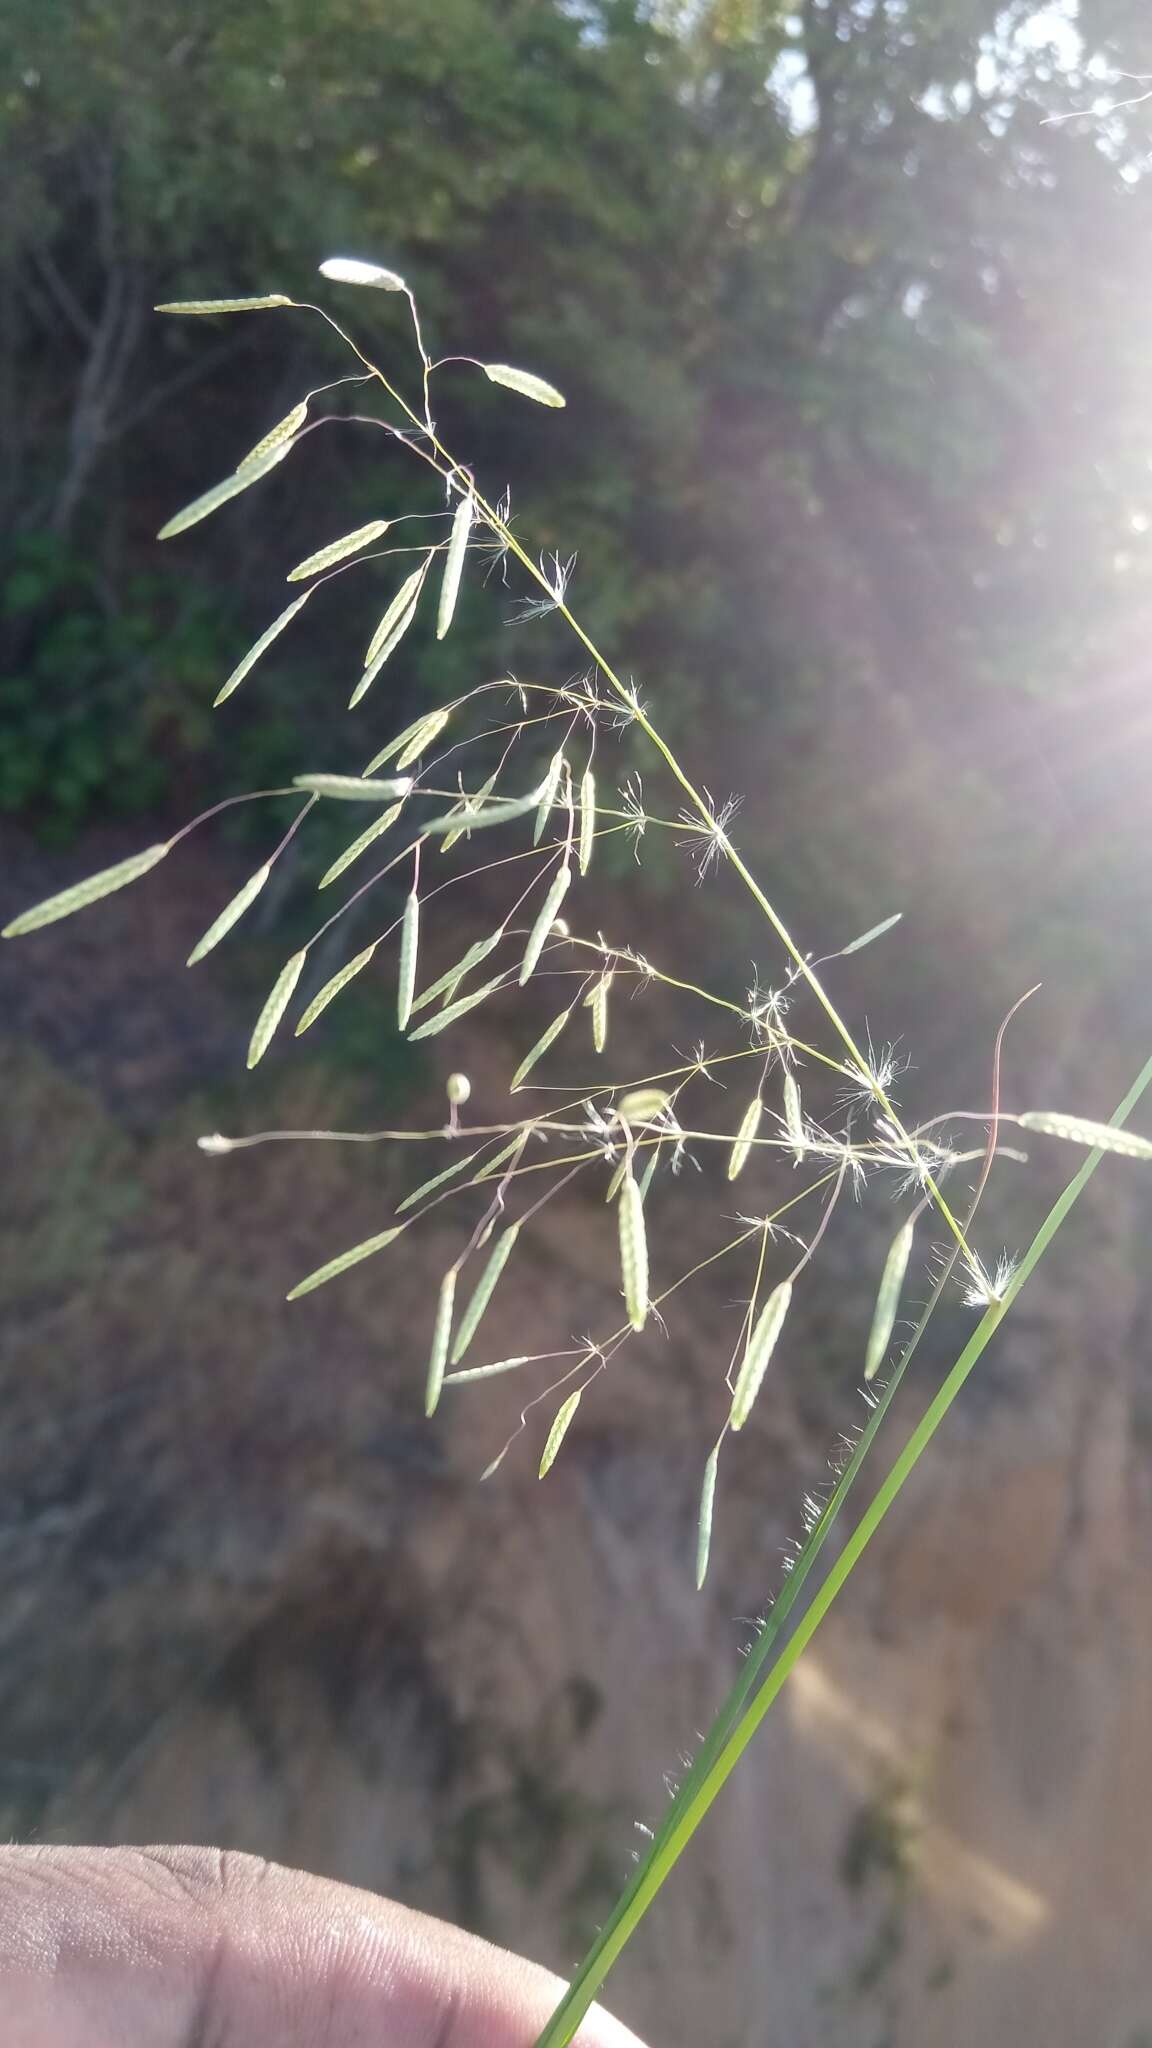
[0,1846,646,2048]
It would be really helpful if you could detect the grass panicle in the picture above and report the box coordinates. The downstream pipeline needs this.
[12,267,1140,2048]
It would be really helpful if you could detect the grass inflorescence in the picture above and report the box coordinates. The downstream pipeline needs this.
[5,263,1152,2047]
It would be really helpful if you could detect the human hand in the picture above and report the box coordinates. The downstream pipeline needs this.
[0,1845,646,2047]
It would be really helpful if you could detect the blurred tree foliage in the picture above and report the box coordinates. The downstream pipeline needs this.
[1,0,1150,1005]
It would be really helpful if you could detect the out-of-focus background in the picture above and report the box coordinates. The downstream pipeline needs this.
[3,4,1152,2042]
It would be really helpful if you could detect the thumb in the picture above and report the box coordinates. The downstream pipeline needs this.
[0,1844,646,2048]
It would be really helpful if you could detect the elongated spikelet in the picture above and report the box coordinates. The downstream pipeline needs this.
[294,944,377,1034]
[728,1096,763,1181]
[729,1280,792,1431]
[366,707,451,773]
[444,1354,536,1385]
[286,1224,405,1300]
[409,930,504,1014]
[519,863,571,986]
[539,1389,582,1477]
[408,971,508,1039]
[238,401,308,472]
[587,972,611,1054]
[783,1072,805,1163]
[394,712,447,774]
[396,891,420,1030]
[425,1268,457,1415]
[1018,1111,1152,1161]
[638,1141,663,1201]
[864,1218,915,1381]
[512,1006,572,1090]
[247,949,306,1067]
[287,519,389,582]
[157,439,294,540]
[578,766,596,874]
[396,1150,481,1216]
[155,295,292,314]
[615,1088,671,1126]
[441,771,497,853]
[293,773,411,801]
[319,256,405,291]
[696,1441,721,1590]
[841,911,902,956]
[215,592,312,706]
[472,1131,530,1184]
[533,749,565,845]
[422,787,543,836]
[450,1226,520,1365]
[619,1168,649,1331]
[351,560,430,705]
[317,805,402,888]
[364,559,431,667]
[187,863,271,966]
[483,363,566,408]
[3,842,170,939]
[437,487,473,639]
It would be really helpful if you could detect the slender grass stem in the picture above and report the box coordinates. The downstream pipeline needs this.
[531,1044,1152,2045]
